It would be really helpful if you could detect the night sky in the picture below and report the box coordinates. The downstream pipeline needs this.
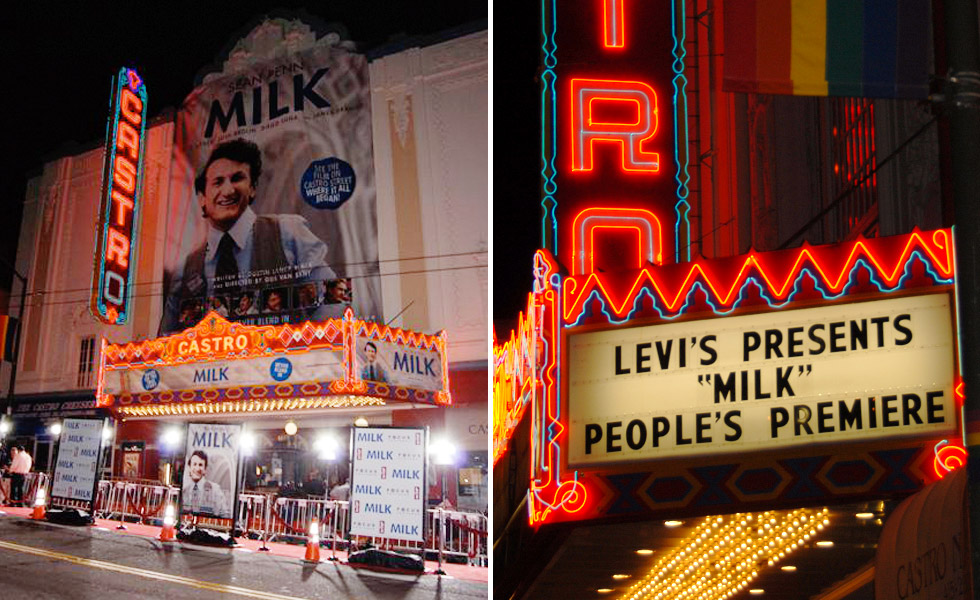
[0,2,488,297]
[491,0,542,333]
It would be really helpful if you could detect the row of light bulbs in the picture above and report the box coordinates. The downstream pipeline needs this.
[117,395,386,417]
[620,507,831,600]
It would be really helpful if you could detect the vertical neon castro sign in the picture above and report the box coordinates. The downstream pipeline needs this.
[91,67,147,324]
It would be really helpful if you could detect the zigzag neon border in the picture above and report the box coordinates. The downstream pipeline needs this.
[562,228,954,323]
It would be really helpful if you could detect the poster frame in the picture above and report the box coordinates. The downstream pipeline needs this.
[50,417,109,514]
[178,422,243,534]
[346,425,428,546]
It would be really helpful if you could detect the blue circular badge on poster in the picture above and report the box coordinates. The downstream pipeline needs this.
[141,369,160,391]
[270,357,293,382]
[300,157,356,210]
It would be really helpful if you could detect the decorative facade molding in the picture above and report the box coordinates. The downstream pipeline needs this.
[203,18,354,83]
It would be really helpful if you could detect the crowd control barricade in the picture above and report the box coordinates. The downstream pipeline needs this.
[23,472,48,507]
[8,477,489,566]
[441,509,489,566]
[236,495,488,565]
[236,492,277,547]
[425,508,489,566]
[96,479,178,525]
[261,496,338,546]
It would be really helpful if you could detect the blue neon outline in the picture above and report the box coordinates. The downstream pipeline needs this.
[539,1,689,260]
[541,0,558,252]
[671,0,691,262]
[94,67,148,324]
[534,0,690,515]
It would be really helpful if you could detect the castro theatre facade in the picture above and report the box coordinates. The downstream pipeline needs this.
[5,17,487,512]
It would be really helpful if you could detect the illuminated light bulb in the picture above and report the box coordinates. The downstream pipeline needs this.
[781,566,796,572]
[816,541,834,547]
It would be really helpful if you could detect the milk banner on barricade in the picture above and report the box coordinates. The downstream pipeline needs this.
[349,427,426,542]
[181,423,242,521]
[51,418,107,508]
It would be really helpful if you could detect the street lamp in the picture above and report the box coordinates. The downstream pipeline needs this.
[314,433,338,461]
[428,438,457,507]
[241,431,256,457]
[160,426,183,486]
[240,431,256,493]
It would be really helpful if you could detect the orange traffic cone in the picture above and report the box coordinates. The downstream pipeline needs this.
[303,517,321,564]
[159,504,176,542]
[31,488,46,520]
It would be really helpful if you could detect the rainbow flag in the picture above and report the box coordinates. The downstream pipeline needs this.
[0,316,17,362]
[723,0,931,98]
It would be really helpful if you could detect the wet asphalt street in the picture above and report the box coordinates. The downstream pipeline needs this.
[0,517,488,599]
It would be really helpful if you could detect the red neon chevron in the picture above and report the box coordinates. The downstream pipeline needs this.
[563,229,954,321]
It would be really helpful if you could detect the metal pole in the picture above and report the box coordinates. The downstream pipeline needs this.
[259,497,270,551]
[942,0,980,594]
[435,507,446,575]
[329,500,339,561]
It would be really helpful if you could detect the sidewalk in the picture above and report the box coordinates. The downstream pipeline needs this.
[0,505,487,584]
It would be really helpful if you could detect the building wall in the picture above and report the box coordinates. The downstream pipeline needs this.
[9,27,488,399]
[369,31,488,364]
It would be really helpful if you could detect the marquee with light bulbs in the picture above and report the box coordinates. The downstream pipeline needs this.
[494,230,966,527]
[97,309,451,419]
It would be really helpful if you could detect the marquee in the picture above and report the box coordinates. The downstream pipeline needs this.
[98,309,451,418]
[494,229,965,526]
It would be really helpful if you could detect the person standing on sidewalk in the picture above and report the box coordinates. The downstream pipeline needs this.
[8,446,32,506]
